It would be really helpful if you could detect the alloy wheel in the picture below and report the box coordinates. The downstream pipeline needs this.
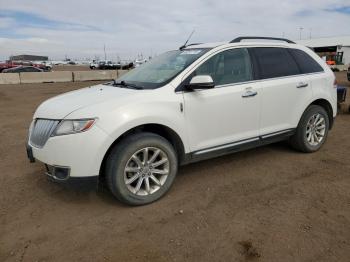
[123,147,169,196]
[306,113,326,146]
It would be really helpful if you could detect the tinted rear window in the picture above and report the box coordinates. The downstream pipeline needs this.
[251,47,300,79]
[289,49,324,74]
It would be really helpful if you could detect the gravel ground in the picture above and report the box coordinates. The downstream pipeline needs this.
[0,73,349,262]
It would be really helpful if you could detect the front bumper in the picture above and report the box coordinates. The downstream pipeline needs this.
[26,143,35,163]
[44,163,99,189]
[27,124,111,179]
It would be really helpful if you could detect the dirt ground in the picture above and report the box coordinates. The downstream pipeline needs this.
[0,73,349,262]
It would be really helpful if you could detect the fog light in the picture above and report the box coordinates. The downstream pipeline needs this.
[45,164,70,180]
[54,167,70,180]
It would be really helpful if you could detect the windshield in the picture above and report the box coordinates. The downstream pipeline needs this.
[117,49,208,89]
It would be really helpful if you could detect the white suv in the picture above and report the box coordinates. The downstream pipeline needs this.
[27,37,337,205]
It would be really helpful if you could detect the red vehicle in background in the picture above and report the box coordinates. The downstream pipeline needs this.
[326,60,336,66]
[0,61,51,72]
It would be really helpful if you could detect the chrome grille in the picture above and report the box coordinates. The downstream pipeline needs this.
[30,119,60,148]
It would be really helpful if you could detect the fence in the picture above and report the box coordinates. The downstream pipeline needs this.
[0,70,129,84]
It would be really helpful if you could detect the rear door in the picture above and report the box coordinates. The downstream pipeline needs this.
[289,48,327,102]
[250,47,313,136]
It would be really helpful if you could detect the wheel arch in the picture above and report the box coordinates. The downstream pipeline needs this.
[99,123,186,178]
[308,98,334,129]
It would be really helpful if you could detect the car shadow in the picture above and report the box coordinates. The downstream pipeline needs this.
[31,141,296,206]
[177,140,296,177]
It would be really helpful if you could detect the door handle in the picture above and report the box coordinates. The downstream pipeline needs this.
[296,82,308,88]
[242,90,258,98]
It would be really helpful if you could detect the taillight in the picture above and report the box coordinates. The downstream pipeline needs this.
[334,79,337,88]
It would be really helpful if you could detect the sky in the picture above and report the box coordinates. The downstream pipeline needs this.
[0,0,349,61]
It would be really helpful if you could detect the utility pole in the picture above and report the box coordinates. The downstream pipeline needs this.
[299,27,304,40]
[103,44,107,61]
[309,28,312,39]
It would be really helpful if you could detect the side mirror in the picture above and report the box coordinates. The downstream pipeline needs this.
[187,75,215,90]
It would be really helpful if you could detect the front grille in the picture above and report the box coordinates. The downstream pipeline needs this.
[30,119,60,148]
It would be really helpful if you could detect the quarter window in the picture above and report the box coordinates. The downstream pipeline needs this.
[289,49,324,74]
[193,48,253,86]
[252,47,300,79]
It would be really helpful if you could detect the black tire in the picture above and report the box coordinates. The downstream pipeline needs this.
[290,105,329,153]
[105,132,178,205]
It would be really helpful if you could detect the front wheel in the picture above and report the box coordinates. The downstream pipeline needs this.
[290,105,329,153]
[105,133,178,205]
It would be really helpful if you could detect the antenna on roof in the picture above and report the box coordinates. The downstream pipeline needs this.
[179,29,195,50]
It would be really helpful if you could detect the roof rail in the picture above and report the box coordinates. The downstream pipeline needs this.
[230,36,295,44]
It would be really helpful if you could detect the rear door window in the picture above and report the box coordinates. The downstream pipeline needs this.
[251,47,300,79]
[289,49,324,74]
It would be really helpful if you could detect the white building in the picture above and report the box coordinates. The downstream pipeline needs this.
[297,36,350,65]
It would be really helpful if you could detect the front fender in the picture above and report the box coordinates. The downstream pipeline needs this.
[110,101,185,138]
[68,97,188,176]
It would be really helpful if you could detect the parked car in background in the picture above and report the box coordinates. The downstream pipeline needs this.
[121,62,134,70]
[134,58,148,67]
[347,66,350,81]
[32,61,52,71]
[98,61,121,70]
[2,66,43,73]
[27,36,337,205]
[0,61,51,72]
[90,60,99,69]
[52,61,65,65]
[337,85,347,104]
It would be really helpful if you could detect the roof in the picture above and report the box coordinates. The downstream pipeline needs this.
[185,40,297,50]
[184,36,350,50]
[296,36,350,48]
[185,42,227,49]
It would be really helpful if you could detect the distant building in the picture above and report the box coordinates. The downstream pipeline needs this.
[10,54,48,61]
[297,36,350,65]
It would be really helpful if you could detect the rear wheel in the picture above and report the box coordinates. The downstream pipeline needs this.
[290,105,329,153]
[105,132,178,205]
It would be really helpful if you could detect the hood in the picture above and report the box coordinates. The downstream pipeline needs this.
[34,84,138,119]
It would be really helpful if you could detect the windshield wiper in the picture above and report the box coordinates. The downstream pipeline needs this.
[112,80,143,90]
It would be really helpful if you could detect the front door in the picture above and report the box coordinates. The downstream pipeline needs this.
[183,48,261,153]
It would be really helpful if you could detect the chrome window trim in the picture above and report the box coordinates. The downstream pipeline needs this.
[175,71,325,93]
[175,45,325,93]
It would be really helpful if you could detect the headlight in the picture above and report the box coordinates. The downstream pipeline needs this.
[52,119,96,136]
